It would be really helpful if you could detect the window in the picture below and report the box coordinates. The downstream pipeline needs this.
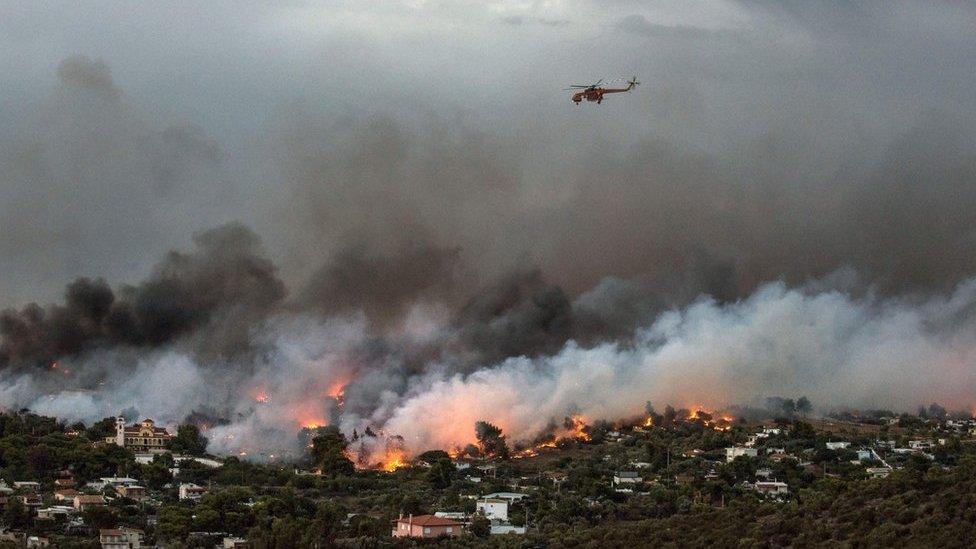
[446,527,453,533]
[424,527,431,534]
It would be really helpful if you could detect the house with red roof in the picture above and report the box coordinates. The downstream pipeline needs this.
[392,514,462,538]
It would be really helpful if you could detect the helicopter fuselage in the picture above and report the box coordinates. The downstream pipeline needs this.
[571,83,636,105]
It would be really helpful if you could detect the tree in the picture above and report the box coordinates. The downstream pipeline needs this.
[156,506,193,540]
[141,461,173,490]
[86,417,117,441]
[791,420,816,441]
[3,497,30,529]
[81,505,117,529]
[416,449,451,464]
[26,444,55,478]
[796,396,812,416]
[662,405,677,428]
[475,421,509,459]
[168,424,208,456]
[426,458,456,489]
[302,501,344,547]
[470,514,491,538]
[644,402,663,426]
[309,427,354,476]
[927,403,947,420]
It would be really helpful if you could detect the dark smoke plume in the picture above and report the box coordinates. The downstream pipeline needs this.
[0,223,284,369]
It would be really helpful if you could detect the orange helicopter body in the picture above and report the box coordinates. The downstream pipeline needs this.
[568,77,639,105]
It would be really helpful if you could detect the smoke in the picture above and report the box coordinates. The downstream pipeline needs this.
[3,232,975,460]
[381,278,976,454]
[0,223,284,369]
[2,3,976,461]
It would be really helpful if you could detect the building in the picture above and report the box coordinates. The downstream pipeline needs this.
[100,528,143,549]
[545,471,568,484]
[866,467,892,478]
[20,494,42,510]
[223,538,249,548]
[74,495,107,511]
[825,441,851,450]
[106,417,175,453]
[392,514,462,538]
[54,489,81,502]
[490,524,527,535]
[482,492,528,502]
[116,485,147,501]
[726,447,758,462]
[476,498,508,521]
[179,483,208,501]
[96,478,139,489]
[433,511,470,525]
[612,472,642,486]
[13,481,40,492]
[37,506,75,520]
[754,481,789,495]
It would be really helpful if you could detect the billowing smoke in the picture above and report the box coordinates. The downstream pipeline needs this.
[0,223,284,370]
[2,223,976,461]
[3,4,976,463]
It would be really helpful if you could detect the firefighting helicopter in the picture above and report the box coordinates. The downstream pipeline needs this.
[566,76,640,105]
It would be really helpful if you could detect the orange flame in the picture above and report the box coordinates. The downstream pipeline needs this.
[381,449,406,472]
[570,415,592,441]
[327,377,351,404]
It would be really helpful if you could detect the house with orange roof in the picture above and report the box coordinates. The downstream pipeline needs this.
[392,514,462,538]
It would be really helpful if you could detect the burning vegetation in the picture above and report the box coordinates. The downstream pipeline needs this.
[293,399,753,474]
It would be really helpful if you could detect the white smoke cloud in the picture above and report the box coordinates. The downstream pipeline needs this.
[2,277,975,461]
[381,279,976,453]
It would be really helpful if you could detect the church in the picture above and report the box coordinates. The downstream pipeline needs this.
[105,417,175,453]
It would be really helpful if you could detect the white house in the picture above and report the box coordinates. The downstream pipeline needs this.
[825,442,851,450]
[482,492,527,503]
[726,447,758,462]
[490,524,527,535]
[612,472,642,485]
[179,483,207,501]
[866,467,891,478]
[476,498,508,521]
[755,481,789,495]
[99,528,143,549]
[36,506,75,520]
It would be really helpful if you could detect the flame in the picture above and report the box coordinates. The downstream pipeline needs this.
[512,416,591,459]
[381,449,406,472]
[301,419,327,429]
[684,406,734,431]
[254,390,270,404]
[569,415,591,441]
[643,416,655,427]
[327,377,351,406]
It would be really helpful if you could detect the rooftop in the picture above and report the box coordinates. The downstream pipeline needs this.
[397,515,462,527]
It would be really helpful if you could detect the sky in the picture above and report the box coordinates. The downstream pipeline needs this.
[1,1,975,457]
[3,1,975,304]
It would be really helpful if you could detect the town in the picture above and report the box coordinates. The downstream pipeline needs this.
[0,400,973,547]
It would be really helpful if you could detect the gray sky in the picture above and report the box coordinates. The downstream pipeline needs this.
[2,1,976,306]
